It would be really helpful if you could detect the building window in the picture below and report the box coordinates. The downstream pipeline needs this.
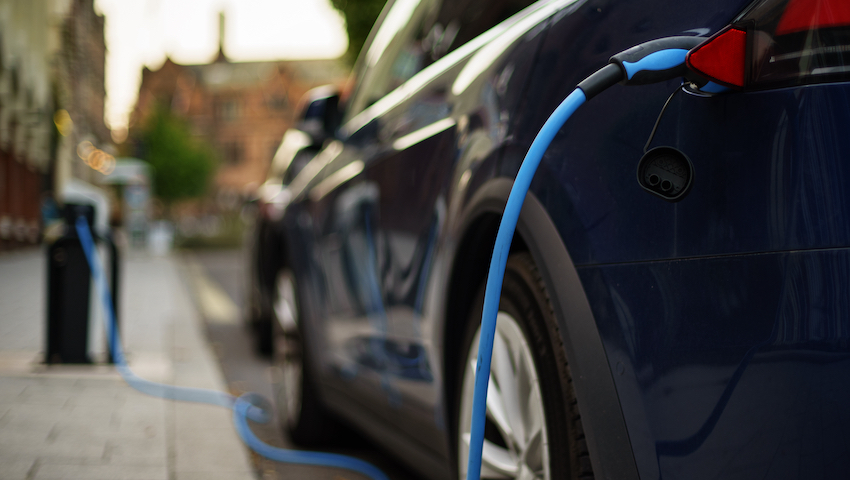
[223,141,242,165]
[216,99,240,121]
[267,96,288,112]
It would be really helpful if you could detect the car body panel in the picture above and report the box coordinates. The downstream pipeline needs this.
[580,249,850,479]
[505,3,850,479]
[274,0,850,478]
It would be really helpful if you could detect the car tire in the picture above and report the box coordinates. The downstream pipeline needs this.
[254,269,284,357]
[457,252,593,480]
[270,269,338,446]
[254,315,273,356]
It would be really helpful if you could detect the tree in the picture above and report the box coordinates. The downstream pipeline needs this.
[330,0,388,62]
[140,104,216,209]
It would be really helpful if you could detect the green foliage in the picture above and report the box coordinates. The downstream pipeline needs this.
[329,0,388,61]
[141,105,216,207]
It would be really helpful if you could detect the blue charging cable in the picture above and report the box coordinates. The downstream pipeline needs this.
[74,217,390,480]
[232,393,390,480]
[465,37,706,480]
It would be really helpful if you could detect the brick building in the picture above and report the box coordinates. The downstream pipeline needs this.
[129,16,348,200]
[55,0,112,185]
[0,0,111,251]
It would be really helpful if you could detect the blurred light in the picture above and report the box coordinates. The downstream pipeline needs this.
[393,118,455,151]
[289,140,343,196]
[77,140,95,160]
[90,150,116,175]
[54,109,73,136]
[366,0,421,67]
[309,160,363,202]
[111,127,128,144]
[88,149,106,170]
[78,140,116,174]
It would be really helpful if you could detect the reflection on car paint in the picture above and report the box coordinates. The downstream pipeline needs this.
[340,206,441,384]
[330,178,442,406]
[581,249,850,478]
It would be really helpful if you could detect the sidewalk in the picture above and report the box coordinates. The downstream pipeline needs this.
[0,248,256,480]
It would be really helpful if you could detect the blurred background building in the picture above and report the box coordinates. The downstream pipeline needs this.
[0,1,351,252]
[128,13,348,203]
[0,0,112,252]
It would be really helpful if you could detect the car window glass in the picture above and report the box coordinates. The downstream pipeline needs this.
[346,0,438,118]
[434,0,536,57]
[283,150,316,185]
[269,129,311,181]
[345,0,537,122]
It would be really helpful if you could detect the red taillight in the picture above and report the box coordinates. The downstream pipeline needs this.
[686,27,747,88]
[687,0,850,91]
[776,0,850,35]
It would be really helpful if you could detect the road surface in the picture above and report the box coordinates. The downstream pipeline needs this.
[185,248,421,480]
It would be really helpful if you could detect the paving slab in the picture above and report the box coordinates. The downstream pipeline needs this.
[0,248,256,480]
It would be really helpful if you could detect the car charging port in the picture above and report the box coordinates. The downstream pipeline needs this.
[636,146,694,202]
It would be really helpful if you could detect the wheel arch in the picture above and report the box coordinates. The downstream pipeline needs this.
[442,177,639,480]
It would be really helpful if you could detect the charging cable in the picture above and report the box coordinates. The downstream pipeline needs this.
[466,36,704,480]
[74,217,390,480]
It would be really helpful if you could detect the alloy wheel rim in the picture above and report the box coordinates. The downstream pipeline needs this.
[459,312,550,480]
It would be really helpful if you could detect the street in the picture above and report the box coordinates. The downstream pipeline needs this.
[185,249,420,480]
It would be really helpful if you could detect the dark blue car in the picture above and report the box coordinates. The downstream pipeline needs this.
[267,0,850,478]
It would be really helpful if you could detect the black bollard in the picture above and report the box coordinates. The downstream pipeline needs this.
[46,204,95,364]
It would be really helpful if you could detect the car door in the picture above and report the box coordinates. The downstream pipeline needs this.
[293,0,565,467]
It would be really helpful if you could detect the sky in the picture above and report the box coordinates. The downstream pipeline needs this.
[94,0,348,139]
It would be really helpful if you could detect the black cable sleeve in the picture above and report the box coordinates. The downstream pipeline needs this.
[643,85,683,153]
[577,64,624,100]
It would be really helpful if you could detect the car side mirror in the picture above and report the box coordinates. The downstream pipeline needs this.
[296,86,341,147]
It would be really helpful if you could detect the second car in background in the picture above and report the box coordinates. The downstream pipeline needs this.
[245,88,340,354]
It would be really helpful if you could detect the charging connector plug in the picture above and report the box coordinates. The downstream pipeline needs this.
[578,36,706,100]
[610,36,705,85]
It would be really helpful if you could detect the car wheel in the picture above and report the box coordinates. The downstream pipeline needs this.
[255,268,286,356]
[254,316,273,356]
[457,252,593,480]
[271,269,337,446]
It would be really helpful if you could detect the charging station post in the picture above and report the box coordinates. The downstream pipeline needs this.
[46,203,120,364]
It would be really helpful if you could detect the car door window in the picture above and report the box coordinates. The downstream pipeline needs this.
[344,0,537,122]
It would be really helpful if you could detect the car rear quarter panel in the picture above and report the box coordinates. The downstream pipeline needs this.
[507,2,850,478]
